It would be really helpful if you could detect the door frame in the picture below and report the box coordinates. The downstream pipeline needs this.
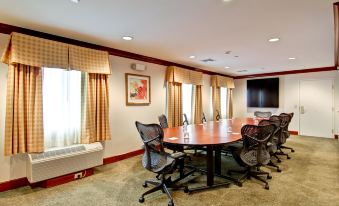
[298,78,335,138]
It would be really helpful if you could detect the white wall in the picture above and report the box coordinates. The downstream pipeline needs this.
[233,71,339,133]
[0,33,213,183]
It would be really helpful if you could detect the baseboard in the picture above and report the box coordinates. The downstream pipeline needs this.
[289,131,299,135]
[103,149,144,165]
[30,168,94,188]
[0,177,29,192]
[335,134,338,140]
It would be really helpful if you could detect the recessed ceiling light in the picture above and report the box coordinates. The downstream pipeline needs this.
[189,55,196,59]
[268,38,280,42]
[70,0,80,3]
[222,0,232,2]
[225,66,230,69]
[122,36,133,41]
[288,57,296,60]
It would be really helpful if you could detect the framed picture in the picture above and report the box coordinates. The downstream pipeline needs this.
[125,73,151,106]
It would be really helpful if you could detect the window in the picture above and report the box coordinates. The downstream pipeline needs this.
[220,87,228,119]
[182,84,193,123]
[43,68,82,149]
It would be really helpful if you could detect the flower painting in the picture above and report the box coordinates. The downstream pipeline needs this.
[125,73,151,105]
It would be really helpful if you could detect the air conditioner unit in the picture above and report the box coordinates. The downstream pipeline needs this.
[27,142,103,183]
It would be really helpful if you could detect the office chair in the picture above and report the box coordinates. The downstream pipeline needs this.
[258,119,282,172]
[275,113,294,159]
[201,112,207,123]
[279,113,295,152]
[158,114,169,129]
[183,113,189,125]
[135,121,187,206]
[215,110,221,121]
[254,111,272,118]
[228,124,276,190]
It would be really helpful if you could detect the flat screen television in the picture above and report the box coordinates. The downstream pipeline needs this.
[247,78,279,108]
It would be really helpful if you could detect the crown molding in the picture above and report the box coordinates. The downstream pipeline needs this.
[0,22,231,77]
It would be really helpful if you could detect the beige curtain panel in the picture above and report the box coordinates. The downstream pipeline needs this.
[69,45,111,74]
[166,66,203,85]
[1,32,111,74]
[227,88,234,119]
[167,82,183,128]
[211,75,235,88]
[4,64,44,155]
[1,32,69,69]
[82,73,111,144]
[334,4,339,66]
[212,86,221,121]
[193,85,203,124]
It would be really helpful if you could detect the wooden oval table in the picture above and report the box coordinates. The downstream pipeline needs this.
[163,118,259,192]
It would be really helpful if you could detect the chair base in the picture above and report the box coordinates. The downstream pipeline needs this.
[276,148,291,159]
[228,167,271,190]
[140,176,188,206]
[280,145,295,153]
[267,160,281,172]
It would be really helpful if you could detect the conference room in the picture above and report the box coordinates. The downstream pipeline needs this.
[0,1,338,206]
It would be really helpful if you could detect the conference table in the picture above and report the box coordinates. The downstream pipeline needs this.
[163,118,260,192]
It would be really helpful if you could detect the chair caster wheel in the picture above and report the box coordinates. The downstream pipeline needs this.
[267,175,272,179]
[237,182,243,187]
[139,197,145,203]
[277,159,282,163]
[184,187,189,193]
[277,169,282,173]
[142,183,147,188]
[168,201,174,206]
[265,185,269,190]
[291,149,295,153]
[287,156,291,159]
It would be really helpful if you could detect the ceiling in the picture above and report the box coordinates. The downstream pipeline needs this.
[0,0,337,76]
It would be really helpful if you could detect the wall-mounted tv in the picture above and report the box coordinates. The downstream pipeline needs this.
[247,78,279,108]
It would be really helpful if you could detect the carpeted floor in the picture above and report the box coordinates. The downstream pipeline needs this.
[0,136,338,206]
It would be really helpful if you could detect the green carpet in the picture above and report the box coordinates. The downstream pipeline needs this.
[0,136,338,206]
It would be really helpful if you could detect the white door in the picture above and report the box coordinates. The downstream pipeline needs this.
[299,79,333,138]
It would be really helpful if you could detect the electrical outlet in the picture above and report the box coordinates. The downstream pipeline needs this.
[74,172,83,179]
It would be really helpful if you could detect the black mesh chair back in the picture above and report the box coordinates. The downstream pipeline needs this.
[183,113,189,125]
[254,111,272,118]
[278,113,293,144]
[201,112,207,123]
[240,124,276,166]
[135,121,174,173]
[259,119,281,153]
[158,114,169,129]
[215,110,221,121]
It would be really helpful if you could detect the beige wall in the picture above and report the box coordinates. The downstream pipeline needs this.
[233,71,339,133]
[0,33,213,183]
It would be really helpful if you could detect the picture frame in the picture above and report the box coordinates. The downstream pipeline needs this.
[125,73,151,106]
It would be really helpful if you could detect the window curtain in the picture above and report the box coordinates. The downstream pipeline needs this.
[212,86,221,121]
[1,32,112,155]
[4,64,44,155]
[211,75,235,120]
[81,73,111,144]
[193,85,203,124]
[167,82,183,128]
[166,66,203,127]
[227,88,233,119]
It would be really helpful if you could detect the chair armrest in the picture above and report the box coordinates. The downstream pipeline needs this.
[143,135,161,144]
